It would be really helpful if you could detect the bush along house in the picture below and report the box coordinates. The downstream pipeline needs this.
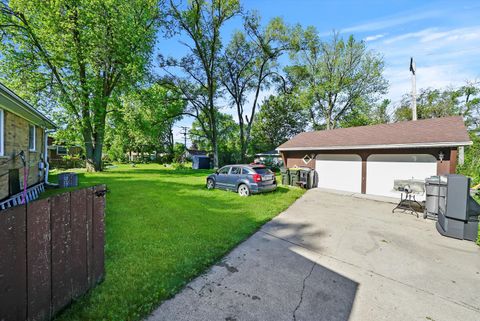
[0,82,56,208]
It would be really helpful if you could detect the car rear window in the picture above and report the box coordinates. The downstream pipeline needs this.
[242,168,254,175]
[252,168,273,175]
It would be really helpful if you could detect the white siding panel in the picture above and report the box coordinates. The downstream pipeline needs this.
[366,154,437,200]
[315,154,362,193]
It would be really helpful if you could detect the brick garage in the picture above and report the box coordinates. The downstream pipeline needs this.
[0,83,55,200]
[278,117,471,199]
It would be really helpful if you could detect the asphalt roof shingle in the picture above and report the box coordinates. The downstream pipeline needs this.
[278,116,471,150]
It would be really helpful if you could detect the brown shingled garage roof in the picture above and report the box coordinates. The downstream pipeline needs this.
[278,116,472,150]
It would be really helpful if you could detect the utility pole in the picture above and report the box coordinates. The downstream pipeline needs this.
[180,126,189,149]
[409,57,417,120]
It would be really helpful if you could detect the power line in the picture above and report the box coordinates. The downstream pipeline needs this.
[179,126,189,149]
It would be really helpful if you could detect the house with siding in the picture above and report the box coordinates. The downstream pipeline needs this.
[0,82,56,204]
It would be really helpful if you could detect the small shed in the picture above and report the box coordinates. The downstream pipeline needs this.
[192,155,211,169]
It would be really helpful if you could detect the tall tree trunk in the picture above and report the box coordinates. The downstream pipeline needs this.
[83,101,107,171]
[238,117,246,163]
[84,132,104,171]
[92,144,103,171]
[212,120,219,168]
[211,111,219,168]
[82,125,96,171]
[213,140,219,169]
[85,144,95,171]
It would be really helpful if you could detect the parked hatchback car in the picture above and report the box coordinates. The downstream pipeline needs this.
[206,164,277,196]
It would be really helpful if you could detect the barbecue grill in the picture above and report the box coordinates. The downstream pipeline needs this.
[392,179,425,217]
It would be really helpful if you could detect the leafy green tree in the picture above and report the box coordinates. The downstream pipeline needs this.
[190,112,240,165]
[105,84,184,161]
[160,0,241,168]
[0,0,161,171]
[173,142,186,163]
[458,132,480,185]
[394,84,480,128]
[285,30,388,130]
[250,94,307,153]
[339,99,390,128]
[220,13,288,162]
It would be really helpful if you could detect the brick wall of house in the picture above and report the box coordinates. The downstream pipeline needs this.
[0,110,45,199]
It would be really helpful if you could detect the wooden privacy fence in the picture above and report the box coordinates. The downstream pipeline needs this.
[0,185,106,321]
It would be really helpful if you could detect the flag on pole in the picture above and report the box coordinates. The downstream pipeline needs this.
[409,57,416,75]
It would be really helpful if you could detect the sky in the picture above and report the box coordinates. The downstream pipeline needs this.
[160,0,480,144]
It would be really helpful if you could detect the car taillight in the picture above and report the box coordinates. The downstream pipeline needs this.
[252,173,262,182]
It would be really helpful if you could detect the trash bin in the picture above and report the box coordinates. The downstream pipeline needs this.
[58,172,78,188]
[425,176,447,217]
[280,168,290,185]
[289,168,301,186]
[298,168,315,189]
[308,169,317,189]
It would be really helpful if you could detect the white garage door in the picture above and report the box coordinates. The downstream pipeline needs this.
[316,154,362,193]
[366,154,437,199]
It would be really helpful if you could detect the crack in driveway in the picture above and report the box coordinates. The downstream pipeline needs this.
[293,262,316,321]
[260,230,480,314]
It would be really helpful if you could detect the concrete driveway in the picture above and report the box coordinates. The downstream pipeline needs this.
[147,189,480,321]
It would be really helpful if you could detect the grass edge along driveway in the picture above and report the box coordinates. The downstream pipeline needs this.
[49,164,304,321]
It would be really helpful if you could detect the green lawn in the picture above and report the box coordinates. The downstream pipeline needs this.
[49,164,304,321]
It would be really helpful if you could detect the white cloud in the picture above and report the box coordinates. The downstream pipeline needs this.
[385,63,477,104]
[341,10,441,33]
[384,26,480,45]
[364,34,386,42]
[383,28,438,44]
[366,24,480,106]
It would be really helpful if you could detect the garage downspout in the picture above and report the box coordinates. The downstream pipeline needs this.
[44,129,57,186]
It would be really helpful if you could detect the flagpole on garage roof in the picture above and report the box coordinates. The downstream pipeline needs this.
[410,57,417,121]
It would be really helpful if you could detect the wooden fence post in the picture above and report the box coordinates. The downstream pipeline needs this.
[92,185,106,284]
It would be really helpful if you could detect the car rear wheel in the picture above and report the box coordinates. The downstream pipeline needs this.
[238,184,250,197]
[207,179,215,190]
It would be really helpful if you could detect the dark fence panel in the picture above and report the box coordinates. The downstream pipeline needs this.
[50,193,72,316]
[85,187,94,287]
[0,185,106,321]
[70,188,88,298]
[0,205,27,321]
[27,199,51,321]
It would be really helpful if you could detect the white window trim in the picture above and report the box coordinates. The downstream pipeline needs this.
[0,109,4,156]
[29,124,36,152]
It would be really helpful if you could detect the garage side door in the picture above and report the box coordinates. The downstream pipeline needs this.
[366,154,437,199]
[316,154,362,193]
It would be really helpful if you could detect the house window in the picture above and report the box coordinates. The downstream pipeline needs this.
[56,146,68,155]
[0,109,4,156]
[29,124,36,151]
